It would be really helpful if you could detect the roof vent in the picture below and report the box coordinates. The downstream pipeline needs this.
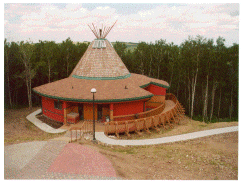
[92,39,106,49]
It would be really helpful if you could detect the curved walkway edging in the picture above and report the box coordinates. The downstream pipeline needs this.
[26,109,67,134]
[95,126,238,146]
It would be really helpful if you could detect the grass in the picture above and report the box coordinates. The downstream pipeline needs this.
[91,131,238,179]
[192,115,238,123]
[199,124,207,127]
[4,132,65,144]
[4,127,66,145]
[96,143,137,155]
[4,107,66,145]
[25,120,37,130]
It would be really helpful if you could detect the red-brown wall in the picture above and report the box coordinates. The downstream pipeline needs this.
[41,97,148,122]
[42,97,64,122]
[144,84,166,96]
[113,100,144,116]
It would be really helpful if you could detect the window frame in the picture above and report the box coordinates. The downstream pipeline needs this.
[54,100,62,110]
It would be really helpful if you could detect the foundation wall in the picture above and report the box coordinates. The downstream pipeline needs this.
[144,84,166,96]
[113,100,144,117]
[41,97,64,122]
[143,84,167,108]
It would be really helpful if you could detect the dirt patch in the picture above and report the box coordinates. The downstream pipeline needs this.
[36,114,63,129]
[4,107,65,146]
[84,132,238,180]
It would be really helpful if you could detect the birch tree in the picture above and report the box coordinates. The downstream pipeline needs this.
[154,39,166,79]
[19,40,35,109]
[202,75,209,122]
[4,39,12,108]
[61,38,74,77]
[43,41,57,83]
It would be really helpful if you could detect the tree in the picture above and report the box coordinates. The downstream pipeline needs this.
[4,39,12,108]
[154,39,166,79]
[61,37,74,77]
[227,43,239,120]
[19,40,35,109]
[135,42,150,75]
[43,41,57,83]
[167,42,179,88]
[113,41,127,61]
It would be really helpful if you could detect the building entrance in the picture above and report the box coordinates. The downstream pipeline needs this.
[78,103,84,120]
[97,104,103,121]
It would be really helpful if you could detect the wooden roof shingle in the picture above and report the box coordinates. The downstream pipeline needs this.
[33,73,170,103]
[70,39,130,79]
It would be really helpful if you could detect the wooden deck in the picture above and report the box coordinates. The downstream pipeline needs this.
[104,93,185,137]
[163,100,176,113]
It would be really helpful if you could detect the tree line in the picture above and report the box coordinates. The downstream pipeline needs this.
[4,35,238,122]
[4,38,88,109]
[114,36,238,122]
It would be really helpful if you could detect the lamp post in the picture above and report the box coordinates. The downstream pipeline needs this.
[91,88,97,141]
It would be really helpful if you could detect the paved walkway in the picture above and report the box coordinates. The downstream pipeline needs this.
[48,143,116,177]
[95,126,238,146]
[4,140,118,179]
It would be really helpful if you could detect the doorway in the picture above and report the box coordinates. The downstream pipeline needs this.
[97,104,103,121]
[78,103,84,120]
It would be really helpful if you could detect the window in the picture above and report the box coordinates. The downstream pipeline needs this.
[54,100,62,110]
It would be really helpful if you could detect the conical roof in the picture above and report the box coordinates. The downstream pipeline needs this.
[70,39,130,80]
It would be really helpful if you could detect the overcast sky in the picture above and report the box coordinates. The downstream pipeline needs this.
[4,3,239,46]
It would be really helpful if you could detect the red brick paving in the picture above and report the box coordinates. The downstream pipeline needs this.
[47,143,116,177]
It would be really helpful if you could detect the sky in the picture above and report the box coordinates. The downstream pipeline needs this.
[4,2,239,46]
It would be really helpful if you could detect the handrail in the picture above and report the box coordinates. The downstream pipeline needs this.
[166,93,177,103]
[113,113,136,121]
[69,127,82,142]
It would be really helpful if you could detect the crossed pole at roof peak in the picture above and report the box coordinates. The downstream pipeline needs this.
[88,20,118,39]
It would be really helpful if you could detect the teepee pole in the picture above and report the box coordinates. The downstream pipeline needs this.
[89,20,118,39]
[92,23,100,38]
[103,20,118,38]
[88,24,99,39]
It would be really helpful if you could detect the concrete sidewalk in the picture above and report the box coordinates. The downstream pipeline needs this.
[26,109,67,134]
[95,126,238,146]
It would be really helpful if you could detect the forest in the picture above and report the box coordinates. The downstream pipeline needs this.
[4,35,239,122]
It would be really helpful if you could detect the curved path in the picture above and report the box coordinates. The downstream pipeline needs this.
[95,126,238,146]
[27,109,238,146]
[26,109,67,134]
